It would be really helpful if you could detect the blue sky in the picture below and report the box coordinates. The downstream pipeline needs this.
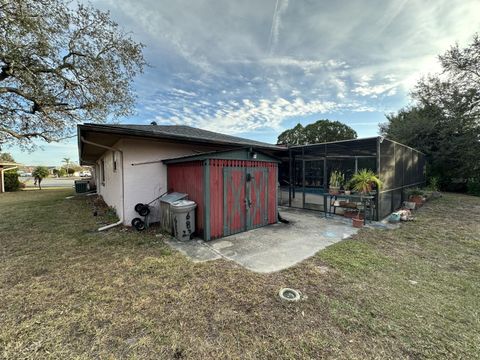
[8,0,480,166]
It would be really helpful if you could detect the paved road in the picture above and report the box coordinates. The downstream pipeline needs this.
[22,177,79,189]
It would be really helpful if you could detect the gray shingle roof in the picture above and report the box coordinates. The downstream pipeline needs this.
[81,123,281,149]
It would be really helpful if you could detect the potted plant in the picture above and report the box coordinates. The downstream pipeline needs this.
[344,179,353,195]
[329,170,344,195]
[406,188,425,207]
[349,169,383,195]
[352,209,364,228]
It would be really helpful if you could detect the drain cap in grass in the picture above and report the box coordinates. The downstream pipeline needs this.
[279,288,301,301]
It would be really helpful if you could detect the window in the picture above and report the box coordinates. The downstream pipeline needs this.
[101,159,105,185]
[112,152,117,172]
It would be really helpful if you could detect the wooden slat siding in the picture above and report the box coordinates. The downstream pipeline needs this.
[167,161,205,236]
[222,163,247,237]
[217,159,278,238]
[209,159,225,240]
[167,158,278,240]
[204,160,210,240]
[248,167,267,228]
[267,163,278,224]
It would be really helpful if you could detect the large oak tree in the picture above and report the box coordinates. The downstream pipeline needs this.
[0,0,146,149]
[277,119,357,145]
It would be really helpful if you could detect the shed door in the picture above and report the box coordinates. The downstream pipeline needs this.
[223,167,268,236]
[223,167,246,236]
[246,168,268,229]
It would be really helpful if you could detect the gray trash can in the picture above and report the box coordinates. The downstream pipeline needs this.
[171,200,197,241]
[159,192,188,234]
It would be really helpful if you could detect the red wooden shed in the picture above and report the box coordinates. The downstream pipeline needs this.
[164,148,279,241]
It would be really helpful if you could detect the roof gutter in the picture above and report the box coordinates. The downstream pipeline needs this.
[1,166,18,171]
[80,136,125,231]
[78,123,283,151]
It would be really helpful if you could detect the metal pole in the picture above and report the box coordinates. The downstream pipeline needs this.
[302,147,305,208]
[0,168,4,193]
[376,137,381,220]
[288,148,292,206]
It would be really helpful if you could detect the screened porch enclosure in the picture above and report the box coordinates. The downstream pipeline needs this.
[277,137,426,220]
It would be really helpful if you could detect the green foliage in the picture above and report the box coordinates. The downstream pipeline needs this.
[52,168,66,177]
[406,188,425,197]
[277,123,306,145]
[277,119,357,145]
[4,170,20,191]
[467,179,480,196]
[329,170,344,188]
[0,152,15,162]
[380,34,480,192]
[427,177,440,192]
[344,178,354,190]
[350,169,383,193]
[67,168,75,175]
[0,0,146,149]
[32,166,49,180]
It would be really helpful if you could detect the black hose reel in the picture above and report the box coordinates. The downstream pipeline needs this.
[134,203,151,217]
[132,203,151,231]
[131,191,168,231]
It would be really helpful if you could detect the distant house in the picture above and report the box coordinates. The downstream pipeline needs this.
[78,124,282,227]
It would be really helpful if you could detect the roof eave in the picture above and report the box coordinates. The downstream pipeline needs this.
[78,123,283,151]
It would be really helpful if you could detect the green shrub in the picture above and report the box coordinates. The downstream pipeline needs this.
[53,168,66,177]
[4,171,20,191]
[467,179,480,197]
[427,176,440,191]
[406,187,425,197]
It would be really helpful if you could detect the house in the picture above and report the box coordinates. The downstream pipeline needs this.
[0,161,20,193]
[77,123,282,227]
[78,123,425,236]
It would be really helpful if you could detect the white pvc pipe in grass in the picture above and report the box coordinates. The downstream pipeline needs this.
[98,219,123,232]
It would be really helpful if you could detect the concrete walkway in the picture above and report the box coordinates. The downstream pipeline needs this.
[165,207,359,273]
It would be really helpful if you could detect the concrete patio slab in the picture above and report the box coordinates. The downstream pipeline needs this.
[164,206,359,273]
[163,238,222,262]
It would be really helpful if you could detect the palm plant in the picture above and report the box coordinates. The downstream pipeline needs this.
[350,169,382,194]
[32,166,49,190]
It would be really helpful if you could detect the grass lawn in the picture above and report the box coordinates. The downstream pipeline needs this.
[1,189,479,359]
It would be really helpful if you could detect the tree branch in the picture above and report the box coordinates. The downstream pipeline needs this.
[0,126,53,142]
[0,86,36,101]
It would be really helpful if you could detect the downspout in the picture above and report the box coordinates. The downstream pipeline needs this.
[80,136,125,231]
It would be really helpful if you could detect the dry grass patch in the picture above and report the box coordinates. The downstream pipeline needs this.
[1,190,479,359]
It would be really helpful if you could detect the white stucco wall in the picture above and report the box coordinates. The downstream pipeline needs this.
[121,138,217,225]
[95,144,123,219]
[96,137,217,225]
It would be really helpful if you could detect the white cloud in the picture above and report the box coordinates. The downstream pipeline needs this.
[92,0,480,135]
[171,88,197,97]
[143,94,383,136]
[352,83,398,97]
